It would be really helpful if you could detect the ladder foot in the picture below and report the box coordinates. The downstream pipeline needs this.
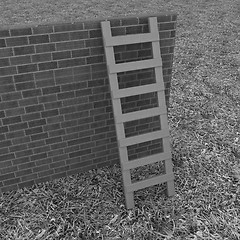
[125,192,135,209]
[167,180,175,196]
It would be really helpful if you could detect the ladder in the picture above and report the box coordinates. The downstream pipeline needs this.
[101,17,175,209]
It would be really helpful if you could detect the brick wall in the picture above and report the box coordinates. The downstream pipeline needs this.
[0,13,177,193]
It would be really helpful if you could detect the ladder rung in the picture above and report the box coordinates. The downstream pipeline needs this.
[109,59,162,74]
[112,83,164,99]
[122,151,171,170]
[126,173,174,192]
[104,32,159,47]
[116,107,167,123]
[119,129,169,147]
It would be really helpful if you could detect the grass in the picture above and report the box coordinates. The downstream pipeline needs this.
[0,0,240,239]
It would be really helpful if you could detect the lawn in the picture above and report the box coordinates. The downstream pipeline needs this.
[0,0,240,239]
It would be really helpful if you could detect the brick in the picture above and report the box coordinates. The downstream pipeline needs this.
[54,23,84,32]
[33,25,53,34]
[43,123,60,132]
[21,173,37,182]
[28,119,46,128]
[30,132,48,141]
[52,51,71,60]
[58,57,85,68]
[0,66,17,76]
[0,84,15,94]
[86,55,104,64]
[73,65,91,75]
[56,40,85,51]
[160,38,175,47]
[16,81,35,91]
[25,104,44,113]
[22,89,41,98]
[45,136,62,145]
[172,15,177,21]
[47,115,63,124]
[53,166,69,174]
[0,76,13,85]
[83,20,100,30]
[0,172,14,181]
[55,67,72,78]
[126,25,143,34]
[50,33,69,42]
[36,78,55,88]
[0,30,10,37]
[72,48,90,58]
[31,152,47,162]
[50,141,66,150]
[34,70,54,80]
[67,136,91,147]
[33,164,49,173]
[0,48,13,58]
[32,53,52,63]
[18,180,35,189]
[17,160,35,170]
[0,134,6,141]
[44,101,62,110]
[171,31,176,38]
[85,38,102,47]
[15,168,32,177]
[49,128,65,138]
[48,149,64,158]
[0,58,9,67]
[6,37,28,47]
[69,148,91,158]
[29,35,49,44]
[33,145,50,154]
[18,96,37,107]
[57,91,75,100]
[22,112,40,122]
[5,107,25,117]
[10,143,28,152]
[41,109,59,118]
[2,116,21,125]
[70,31,89,40]
[0,160,12,169]
[4,177,20,186]
[10,55,31,65]
[35,43,56,53]
[111,27,125,36]
[0,152,13,161]
[38,61,57,71]
[25,126,43,135]
[9,122,28,132]
[10,28,32,36]
[0,111,5,118]
[6,130,24,139]
[17,64,38,74]
[14,73,34,83]
[39,94,57,103]
[14,46,35,56]
[75,88,92,97]
[42,86,60,95]
[121,18,138,26]
[159,22,175,31]
[28,139,45,149]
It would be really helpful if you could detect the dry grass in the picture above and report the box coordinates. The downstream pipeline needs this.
[0,0,240,239]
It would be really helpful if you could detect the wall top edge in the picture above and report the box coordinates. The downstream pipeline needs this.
[0,11,177,31]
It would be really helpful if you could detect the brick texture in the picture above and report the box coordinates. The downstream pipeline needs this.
[0,13,177,193]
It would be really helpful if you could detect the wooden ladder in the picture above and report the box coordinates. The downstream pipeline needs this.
[101,17,175,209]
